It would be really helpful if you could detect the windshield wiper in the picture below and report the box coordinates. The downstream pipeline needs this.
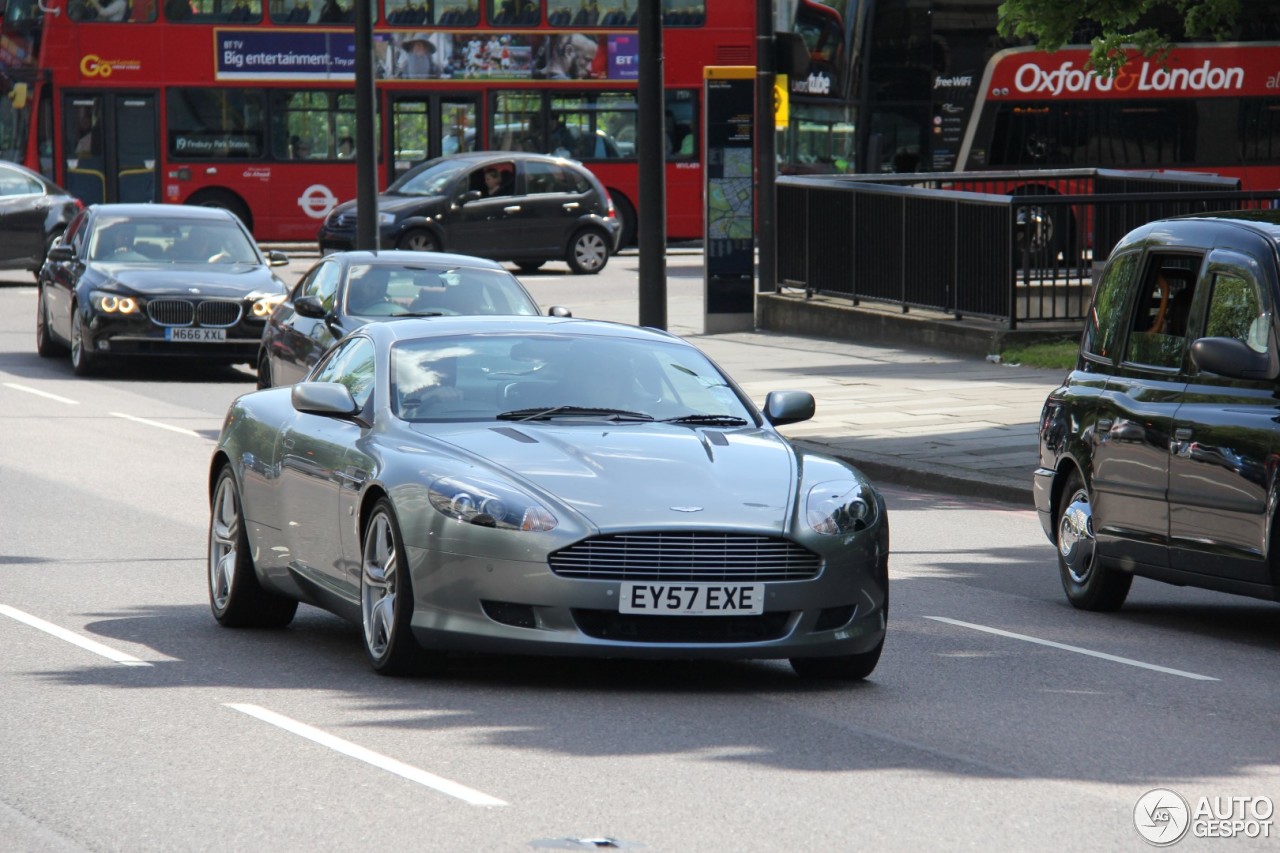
[496,406,655,422]
[661,414,749,426]
[384,310,445,317]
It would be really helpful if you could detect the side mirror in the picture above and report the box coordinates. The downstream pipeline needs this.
[291,382,359,417]
[461,190,483,204]
[548,305,572,318]
[268,249,290,266]
[763,390,815,426]
[294,294,327,319]
[47,244,75,263]
[1190,336,1278,381]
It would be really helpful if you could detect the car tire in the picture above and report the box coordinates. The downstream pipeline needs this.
[69,306,98,376]
[361,498,426,675]
[610,191,636,248]
[1056,468,1132,611]
[516,261,544,273]
[566,228,609,275]
[208,466,299,628]
[36,287,66,357]
[790,638,883,680]
[256,349,273,390]
[397,229,439,252]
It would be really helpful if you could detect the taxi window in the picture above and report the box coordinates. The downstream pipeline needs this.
[1206,272,1269,353]
[1081,252,1136,361]
[1123,254,1201,369]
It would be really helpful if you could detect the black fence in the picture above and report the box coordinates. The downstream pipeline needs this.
[776,169,1280,328]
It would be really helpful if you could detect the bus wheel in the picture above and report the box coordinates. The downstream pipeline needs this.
[187,190,253,232]
[1011,186,1073,269]
[397,229,438,252]
[610,191,636,248]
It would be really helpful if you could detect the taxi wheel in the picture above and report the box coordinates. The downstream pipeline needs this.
[1056,469,1131,611]
[566,228,609,275]
[208,467,298,628]
[790,638,883,680]
[361,498,426,675]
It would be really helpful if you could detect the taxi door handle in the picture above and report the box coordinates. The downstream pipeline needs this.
[562,202,580,211]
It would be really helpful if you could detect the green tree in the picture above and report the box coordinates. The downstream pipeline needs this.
[996,0,1241,77]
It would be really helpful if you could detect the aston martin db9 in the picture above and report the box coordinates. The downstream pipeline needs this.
[208,316,889,679]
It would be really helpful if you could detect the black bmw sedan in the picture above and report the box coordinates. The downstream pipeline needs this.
[0,160,82,279]
[36,204,289,376]
[316,152,621,275]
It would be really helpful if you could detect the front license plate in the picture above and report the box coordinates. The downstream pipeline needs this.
[165,327,226,342]
[619,583,764,616]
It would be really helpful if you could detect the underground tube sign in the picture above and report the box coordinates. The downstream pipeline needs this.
[703,66,754,333]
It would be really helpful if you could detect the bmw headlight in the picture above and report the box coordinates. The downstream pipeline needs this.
[377,212,397,226]
[429,476,557,532]
[89,290,140,314]
[249,292,286,317]
[806,480,878,535]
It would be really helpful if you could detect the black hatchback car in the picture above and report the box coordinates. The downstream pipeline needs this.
[36,204,289,375]
[316,152,621,275]
[1036,211,1280,610]
[0,160,82,278]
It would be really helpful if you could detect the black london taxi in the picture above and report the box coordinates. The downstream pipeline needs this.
[1035,211,1280,610]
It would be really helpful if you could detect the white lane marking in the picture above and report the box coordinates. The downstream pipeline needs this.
[224,703,508,806]
[924,616,1218,681]
[4,382,79,405]
[0,604,151,667]
[110,411,204,438]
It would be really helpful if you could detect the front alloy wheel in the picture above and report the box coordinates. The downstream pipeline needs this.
[69,308,97,376]
[208,467,297,627]
[361,499,423,675]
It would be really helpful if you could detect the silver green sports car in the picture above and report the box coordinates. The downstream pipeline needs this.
[207,316,889,679]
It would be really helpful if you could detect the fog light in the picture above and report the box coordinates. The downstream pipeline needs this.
[97,340,110,351]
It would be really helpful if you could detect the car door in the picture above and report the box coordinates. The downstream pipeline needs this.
[516,160,593,254]
[447,163,525,256]
[0,165,48,266]
[1168,249,1279,585]
[277,336,376,601]
[1090,250,1202,569]
[42,210,91,343]
[266,259,343,386]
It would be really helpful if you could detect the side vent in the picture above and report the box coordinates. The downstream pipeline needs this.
[715,44,754,66]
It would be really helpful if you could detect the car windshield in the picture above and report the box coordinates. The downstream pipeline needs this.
[391,333,756,424]
[386,159,468,197]
[345,265,540,318]
[89,218,260,264]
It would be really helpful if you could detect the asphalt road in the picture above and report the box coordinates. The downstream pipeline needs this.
[1,256,1278,851]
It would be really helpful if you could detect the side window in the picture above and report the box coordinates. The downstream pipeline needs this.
[1081,252,1136,360]
[524,160,576,195]
[1123,254,1202,369]
[300,261,342,311]
[1206,272,1269,354]
[313,336,377,409]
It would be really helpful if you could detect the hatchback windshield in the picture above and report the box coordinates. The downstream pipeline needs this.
[386,159,468,197]
[391,334,755,423]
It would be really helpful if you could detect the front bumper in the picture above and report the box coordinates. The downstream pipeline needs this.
[83,303,268,363]
[1033,466,1055,541]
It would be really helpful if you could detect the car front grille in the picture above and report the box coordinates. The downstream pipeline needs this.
[147,299,243,327]
[549,532,822,582]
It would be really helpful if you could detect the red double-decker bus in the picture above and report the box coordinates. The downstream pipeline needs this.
[0,0,756,243]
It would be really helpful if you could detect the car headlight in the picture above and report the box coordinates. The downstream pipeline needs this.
[89,290,141,314]
[429,476,557,532]
[377,212,396,226]
[806,480,878,535]
[250,293,287,317]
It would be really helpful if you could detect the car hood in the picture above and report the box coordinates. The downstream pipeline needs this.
[91,263,284,297]
[378,193,447,217]
[411,422,798,532]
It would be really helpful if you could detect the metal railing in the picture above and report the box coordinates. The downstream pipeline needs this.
[775,169,1280,328]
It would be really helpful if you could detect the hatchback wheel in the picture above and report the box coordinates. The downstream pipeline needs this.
[361,499,426,675]
[36,288,66,357]
[208,467,298,627]
[566,229,609,275]
[1056,469,1131,611]
[397,229,439,252]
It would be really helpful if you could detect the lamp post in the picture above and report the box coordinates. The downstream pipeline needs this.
[755,0,776,293]
[354,0,378,251]
[637,0,667,330]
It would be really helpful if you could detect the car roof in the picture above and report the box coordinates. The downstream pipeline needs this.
[0,159,71,194]
[1117,210,1280,255]
[366,314,683,346]
[87,203,239,222]
[325,249,507,271]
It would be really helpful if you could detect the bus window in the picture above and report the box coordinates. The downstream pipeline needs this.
[661,0,703,26]
[491,91,541,151]
[1241,101,1280,164]
[549,92,633,160]
[270,91,359,160]
[167,89,265,160]
[168,0,262,22]
[385,0,433,24]
[486,0,542,26]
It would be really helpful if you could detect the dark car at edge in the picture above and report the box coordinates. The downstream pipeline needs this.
[0,160,82,278]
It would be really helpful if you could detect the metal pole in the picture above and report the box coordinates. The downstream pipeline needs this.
[637,0,666,329]
[755,0,776,292]
[354,0,378,251]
